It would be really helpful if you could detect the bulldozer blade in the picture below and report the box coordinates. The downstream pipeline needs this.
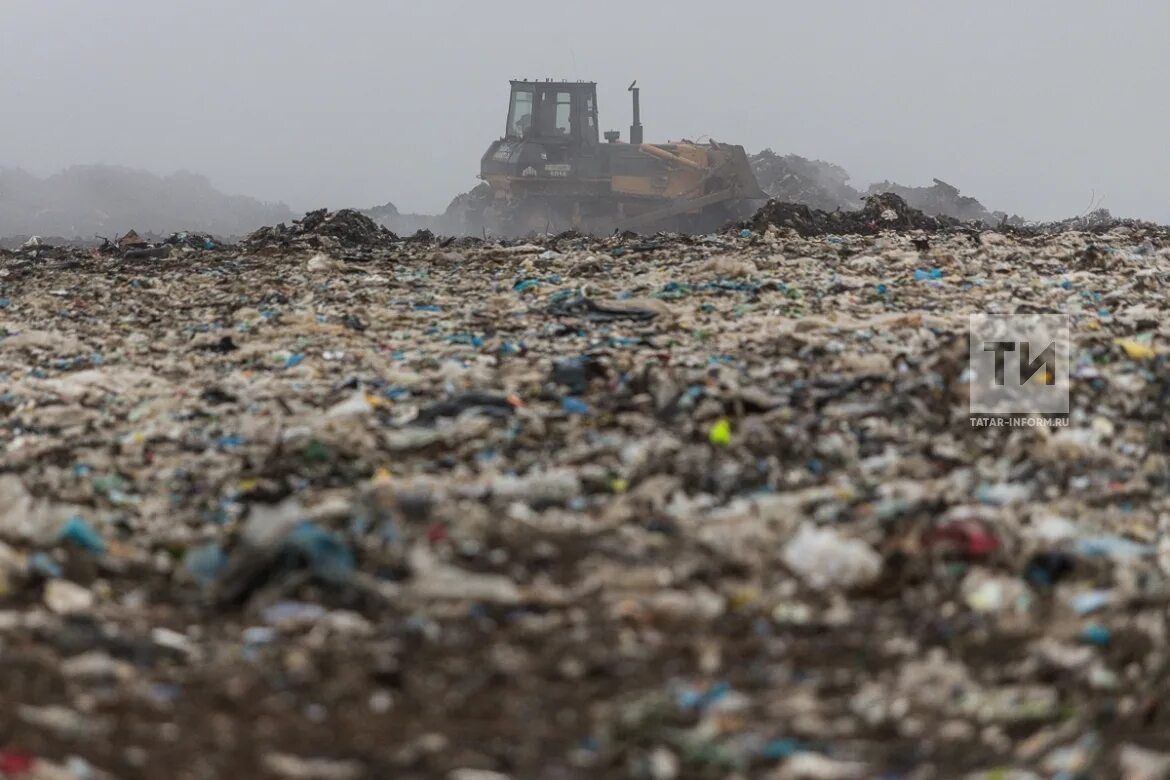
[617,189,734,232]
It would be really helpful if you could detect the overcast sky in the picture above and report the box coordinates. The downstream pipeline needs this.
[2,1,1167,221]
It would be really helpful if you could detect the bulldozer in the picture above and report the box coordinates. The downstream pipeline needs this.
[475,79,766,236]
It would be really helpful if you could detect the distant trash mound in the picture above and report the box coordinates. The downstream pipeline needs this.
[749,150,862,213]
[296,209,397,246]
[245,208,399,252]
[748,150,1024,228]
[361,184,494,238]
[441,183,494,236]
[359,199,447,236]
[1009,208,1170,239]
[865,178,1019,226]
[751,192,962,236]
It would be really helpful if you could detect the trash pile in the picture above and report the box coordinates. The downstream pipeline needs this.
[749,149,862,212]
[0,236,81,261]
[1011,208,1170,239]
[747,150,1022,228]
[361,200,449,238]
[361,184,494,238]
[439,182,494,236]
[101,229,172,261]
[750,191,963,235]
[163,230,219,252]
[243,208,398,254]
[2,212,1170,777]
[866,178,1020,226]
[0,235,80,252]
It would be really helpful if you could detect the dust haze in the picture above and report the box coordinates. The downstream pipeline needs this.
[1,0,1167,231]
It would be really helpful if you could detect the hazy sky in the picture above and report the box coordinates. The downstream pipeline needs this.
[2,1,1167,221]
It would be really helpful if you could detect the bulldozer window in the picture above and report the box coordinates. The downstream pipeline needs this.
[530,88,573,138]
[553,91,572,135]
[507,89,533,138]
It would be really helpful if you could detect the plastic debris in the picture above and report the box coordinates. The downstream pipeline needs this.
[561,396,590,415]
[184,542,227,584]
[1080,624,1112,646]
[0,210,1168,777]
[1115,337,1156,360]
[1070,590,1115,615]
[285,522,356,584]
[58,516,104,554]
[708,418,733,446]
[43,580,94,614]
[1074,535,1153,560]
[781,523,882,590]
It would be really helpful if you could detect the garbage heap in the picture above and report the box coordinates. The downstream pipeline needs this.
[1010,208,1170,237]
[749,150,862,213]
[750,191,963,235]
[1,212,1170,778]
[243,208,398,255]
[361,184,495,237]
[866,178,1021,225]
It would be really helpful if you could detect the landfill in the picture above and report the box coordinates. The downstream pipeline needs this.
[2,207,1170,779]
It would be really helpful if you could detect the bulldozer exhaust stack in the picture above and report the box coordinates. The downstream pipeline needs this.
[628,80,643,145]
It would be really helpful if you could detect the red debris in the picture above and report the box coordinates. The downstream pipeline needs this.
[0,752,35,776]
[924,520,1000,558]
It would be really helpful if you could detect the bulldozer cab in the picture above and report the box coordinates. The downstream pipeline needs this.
[506,81,598,146]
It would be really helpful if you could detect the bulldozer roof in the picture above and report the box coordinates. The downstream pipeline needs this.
[510,79,596,87]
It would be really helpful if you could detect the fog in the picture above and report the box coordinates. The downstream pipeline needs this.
[2,0,1167,222]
